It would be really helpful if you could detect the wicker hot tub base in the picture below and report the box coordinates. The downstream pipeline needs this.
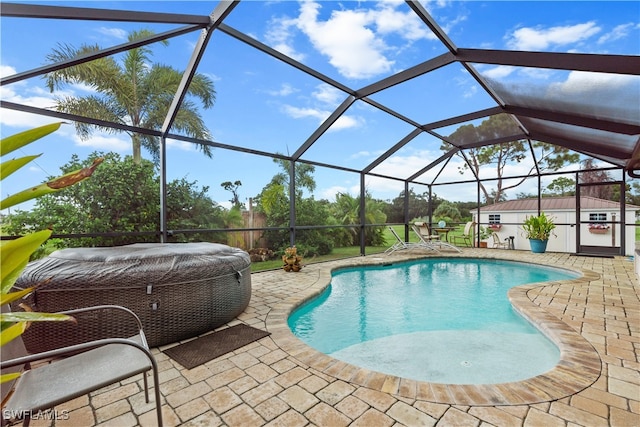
[13,242,252,351]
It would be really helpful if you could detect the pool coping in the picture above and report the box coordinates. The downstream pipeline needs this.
[264,252,603,406]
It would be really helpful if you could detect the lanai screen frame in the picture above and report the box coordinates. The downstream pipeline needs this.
[1,1,639,253]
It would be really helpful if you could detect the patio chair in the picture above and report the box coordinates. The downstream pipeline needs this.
[412,224,462,253]
[385,226,438,255]
[491,233,510,249]
[1,305,163,427]
[413,222,440,241]
[451,221,475,247]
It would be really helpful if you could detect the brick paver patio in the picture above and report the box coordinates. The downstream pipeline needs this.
[17,249,639,426]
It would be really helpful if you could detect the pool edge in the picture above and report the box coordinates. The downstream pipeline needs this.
[265,252,604,406]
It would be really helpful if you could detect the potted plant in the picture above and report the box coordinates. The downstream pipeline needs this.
[588,223,610,234]
[282,246,303,272]
[475,226,492,248]
[521,212,556,253]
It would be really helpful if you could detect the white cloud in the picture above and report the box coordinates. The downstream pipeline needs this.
[597,23,636,45]
[266,83,298,97]
[519,67,554,80]
[265,15,306,62]
[297,1,393,79]
[0,64,18,79]
[276,0,433,80]
[548,71,637,97]
[330,114,363,131]
[166,138,199,153]
[372,2,432,41]
[95,27,128,40]
[0,69,59,128]
[71,132,130,152]
[312,84,344,106]
[462,84,477,99]
[276,83,358,130]
[546,71,638,117]
[506,22,601,51]
[280,104,363,131]
[319,185,349,201]
[350,150,376,159]
[282,105,327,121]
[482,65,515,80]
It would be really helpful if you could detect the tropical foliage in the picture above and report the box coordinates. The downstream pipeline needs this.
[3,152,230,248]
[330,192,387,246]
[44,29,216,164]
[1,123,100,385]
[521,211,556,241]
[433,200,462,224]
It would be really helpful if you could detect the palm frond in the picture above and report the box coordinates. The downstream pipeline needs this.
[54,96,124,139]
[44,43,122,92]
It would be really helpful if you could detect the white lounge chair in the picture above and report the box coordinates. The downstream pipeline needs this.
[385,226,438,255]
[491,232,509,249]
[413,222,440,241]
[451,221,475,247]
[411,224,462,253]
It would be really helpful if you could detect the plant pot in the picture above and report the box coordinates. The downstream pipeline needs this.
[589,229,608,234]
[474,241,488,248]
[529,239,548,253]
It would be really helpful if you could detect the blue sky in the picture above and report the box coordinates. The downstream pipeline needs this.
[1,0,639,213]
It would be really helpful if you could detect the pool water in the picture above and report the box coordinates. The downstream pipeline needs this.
[288,258,580,384]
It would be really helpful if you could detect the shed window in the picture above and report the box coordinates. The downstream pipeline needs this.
[589,213,607,222]
[488,214,501,224]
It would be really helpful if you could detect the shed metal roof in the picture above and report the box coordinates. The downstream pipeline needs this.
[478,196,640,212]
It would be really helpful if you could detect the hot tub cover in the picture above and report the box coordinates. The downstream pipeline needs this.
[16,242,250,290]
[14,242,252,348]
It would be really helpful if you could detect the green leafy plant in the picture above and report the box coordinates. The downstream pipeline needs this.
[521,211,556,241]
[1,122,102,384]
[478,226,492,240]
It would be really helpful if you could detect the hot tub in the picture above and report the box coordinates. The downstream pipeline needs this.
[13,242,251,350]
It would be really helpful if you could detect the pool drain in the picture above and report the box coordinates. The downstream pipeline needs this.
[461,361,472,367]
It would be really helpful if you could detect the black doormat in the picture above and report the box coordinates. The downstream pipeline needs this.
[163,324,271,369]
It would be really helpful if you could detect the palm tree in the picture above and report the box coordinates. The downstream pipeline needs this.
[44,30,215,164]
[331,192,387,246]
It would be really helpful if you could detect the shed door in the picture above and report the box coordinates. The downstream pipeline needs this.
[576,182,624,256]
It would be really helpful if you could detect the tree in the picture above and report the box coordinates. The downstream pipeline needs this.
[384,189,432,223]
[579,159,614,200]
[3,152,225,247]
[166,177,227,243]
[256,158,317,216]
[626,181,640,207]
[222,205,245,248]
[269,158,317,195]
[44,30,216,164]
[433,200,461,223]
[331,192,387,246]
[221,180,244,208]
[255,158,337,255]
[545,177,576,196]
[443,114,579,203]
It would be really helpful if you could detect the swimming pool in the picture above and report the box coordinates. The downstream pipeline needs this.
[288,258,580,384]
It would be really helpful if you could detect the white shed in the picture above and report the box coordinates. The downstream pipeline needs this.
[474,197,638,256]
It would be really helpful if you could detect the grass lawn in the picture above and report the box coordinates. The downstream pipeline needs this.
[250,224,467,272]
